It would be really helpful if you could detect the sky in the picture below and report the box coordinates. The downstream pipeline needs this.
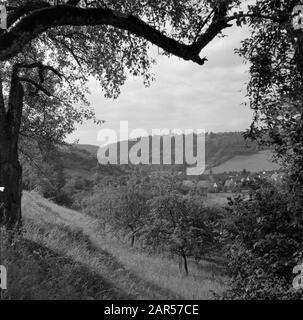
[67,25,253,146]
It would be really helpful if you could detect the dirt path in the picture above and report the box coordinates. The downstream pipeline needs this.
[58,206,182,299]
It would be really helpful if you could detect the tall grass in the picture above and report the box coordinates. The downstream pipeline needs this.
[0,227,126,300]
[1,192,228,300]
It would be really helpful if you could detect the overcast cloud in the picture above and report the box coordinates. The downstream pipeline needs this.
[67,25,253,145]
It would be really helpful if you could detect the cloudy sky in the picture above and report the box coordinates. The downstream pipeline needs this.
[67,25,253,146]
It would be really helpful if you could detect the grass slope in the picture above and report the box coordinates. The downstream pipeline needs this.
[1,192,227,300]
[69,135,275,177]
[207,150,280,174]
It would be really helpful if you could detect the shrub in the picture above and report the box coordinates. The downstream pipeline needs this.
[223,181,303,299]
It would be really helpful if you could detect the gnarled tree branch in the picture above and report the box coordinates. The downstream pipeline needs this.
[0,5,231,64]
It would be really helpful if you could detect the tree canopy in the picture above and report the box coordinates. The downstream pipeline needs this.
[237,0,303,182]
[0,0,248,147]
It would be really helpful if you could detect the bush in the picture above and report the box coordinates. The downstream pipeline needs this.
[223,181,303,299]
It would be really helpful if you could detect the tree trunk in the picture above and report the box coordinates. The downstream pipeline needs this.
[178,253,182,272]
[0,68,24,229]
[182,253,189,276]
[0,135,22,229]
[130,233,135,247]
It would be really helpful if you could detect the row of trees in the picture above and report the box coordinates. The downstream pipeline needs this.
[74,172,222,275]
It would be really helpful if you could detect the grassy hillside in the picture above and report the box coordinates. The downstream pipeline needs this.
[67,132,267,177]
[23,132,277,186]
[206,150,280,174]
[2,192,227,300]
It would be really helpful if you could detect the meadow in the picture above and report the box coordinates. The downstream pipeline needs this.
[1,191,228,300]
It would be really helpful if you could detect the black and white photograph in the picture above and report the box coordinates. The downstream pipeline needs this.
[0,0,303,305]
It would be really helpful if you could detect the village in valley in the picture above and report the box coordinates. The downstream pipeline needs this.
[180,169,285,197]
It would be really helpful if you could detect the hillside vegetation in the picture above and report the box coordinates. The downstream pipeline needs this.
[1,192,227,300]
[64,132,265,178]
[21,133,276,194]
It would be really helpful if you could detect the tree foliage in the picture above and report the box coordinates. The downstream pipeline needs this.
[219,1,303,299]
[144,193,217,274]
[237,0,303,183]
[223,181,303,299]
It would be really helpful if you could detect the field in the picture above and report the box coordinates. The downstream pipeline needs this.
[1,192,228,300]
[206,150,280,173]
